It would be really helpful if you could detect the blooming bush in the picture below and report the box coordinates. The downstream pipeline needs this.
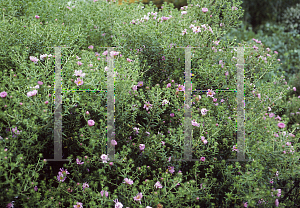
[0,0,300,207]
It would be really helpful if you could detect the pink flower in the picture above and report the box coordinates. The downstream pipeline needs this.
[257,93,261,99]
[27,90,38,97]
[274,51,278,54]
[88,45,94,49]
[74,78,84,86]
[277,189,281,197]
[278,122,285,128]
[30,56,39,63]
[86,111,89,115]
[123,178,134,185]
[57,172,66,182]
[132,85,137,91]
[35,15,40,19]
[161,141,165,145]
[88,120,95,126]
[111,139,117,146]
[177,84,185,91]
[170,113,175,117]
[182,29,187,35]
[201,108,209,115]
[45,101,49,104]
[34,186,38,191]
[191,120,200,127]
[74,202,83,208]
[110,51,120,57]
[168,166,175,174]
[139,144,145,151]
[244,202,248,207]
[154,181,163,189]
[82,182,89,191]
[269,113,275,118]
[76,158,84,165]
[166,83,171,88]
[275,199,279,207]
[0,91,7,98]
[109,162,113,166]
[200,157,205,162]
[293,87,296,91]
[289,133,295,137]
[138,81,143,87]
[113,199,123,208]
[37,81,43,85]
[77,61,83,66]
[206,89,215,97]
[181,11,187,15]
[101,154,110,163]
[6,201,15,208]
[202,8,208,13]
[143,101,153,111]
[74,70,86,77]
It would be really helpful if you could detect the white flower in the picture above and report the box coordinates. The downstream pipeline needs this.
[201,108,209,115]
[192,26,201,33]
[189,24,195,29]
[143,15,149,21]
[181,11,187,15]
[191,120,200,127]
[154,181,163,189]
[162,99,169,106]
[100,154,110,163]
[73,70,86,77]
[40,54,48,61]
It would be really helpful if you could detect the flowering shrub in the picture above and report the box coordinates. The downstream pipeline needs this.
[0,0,300,207]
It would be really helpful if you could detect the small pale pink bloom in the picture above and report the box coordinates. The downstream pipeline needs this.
[278,122,285,128]
[133,193,143,204]
[154,181,163,189]
[139,144,145,151]
[88,120,95,126]
[202,8,208,13]
[123,178,134,185]
[0,91,8,98]
[111,139,117,146]
[74,78,84,86]
[275,199,279,207]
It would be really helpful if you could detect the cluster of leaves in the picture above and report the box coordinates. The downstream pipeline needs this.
[280,3,300,34]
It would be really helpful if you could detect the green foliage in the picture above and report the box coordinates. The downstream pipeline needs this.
[237,0,300,32]
[280,3,300,34]
[222,21,300,85]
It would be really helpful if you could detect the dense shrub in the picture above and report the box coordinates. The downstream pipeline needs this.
[280,3,300,34]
